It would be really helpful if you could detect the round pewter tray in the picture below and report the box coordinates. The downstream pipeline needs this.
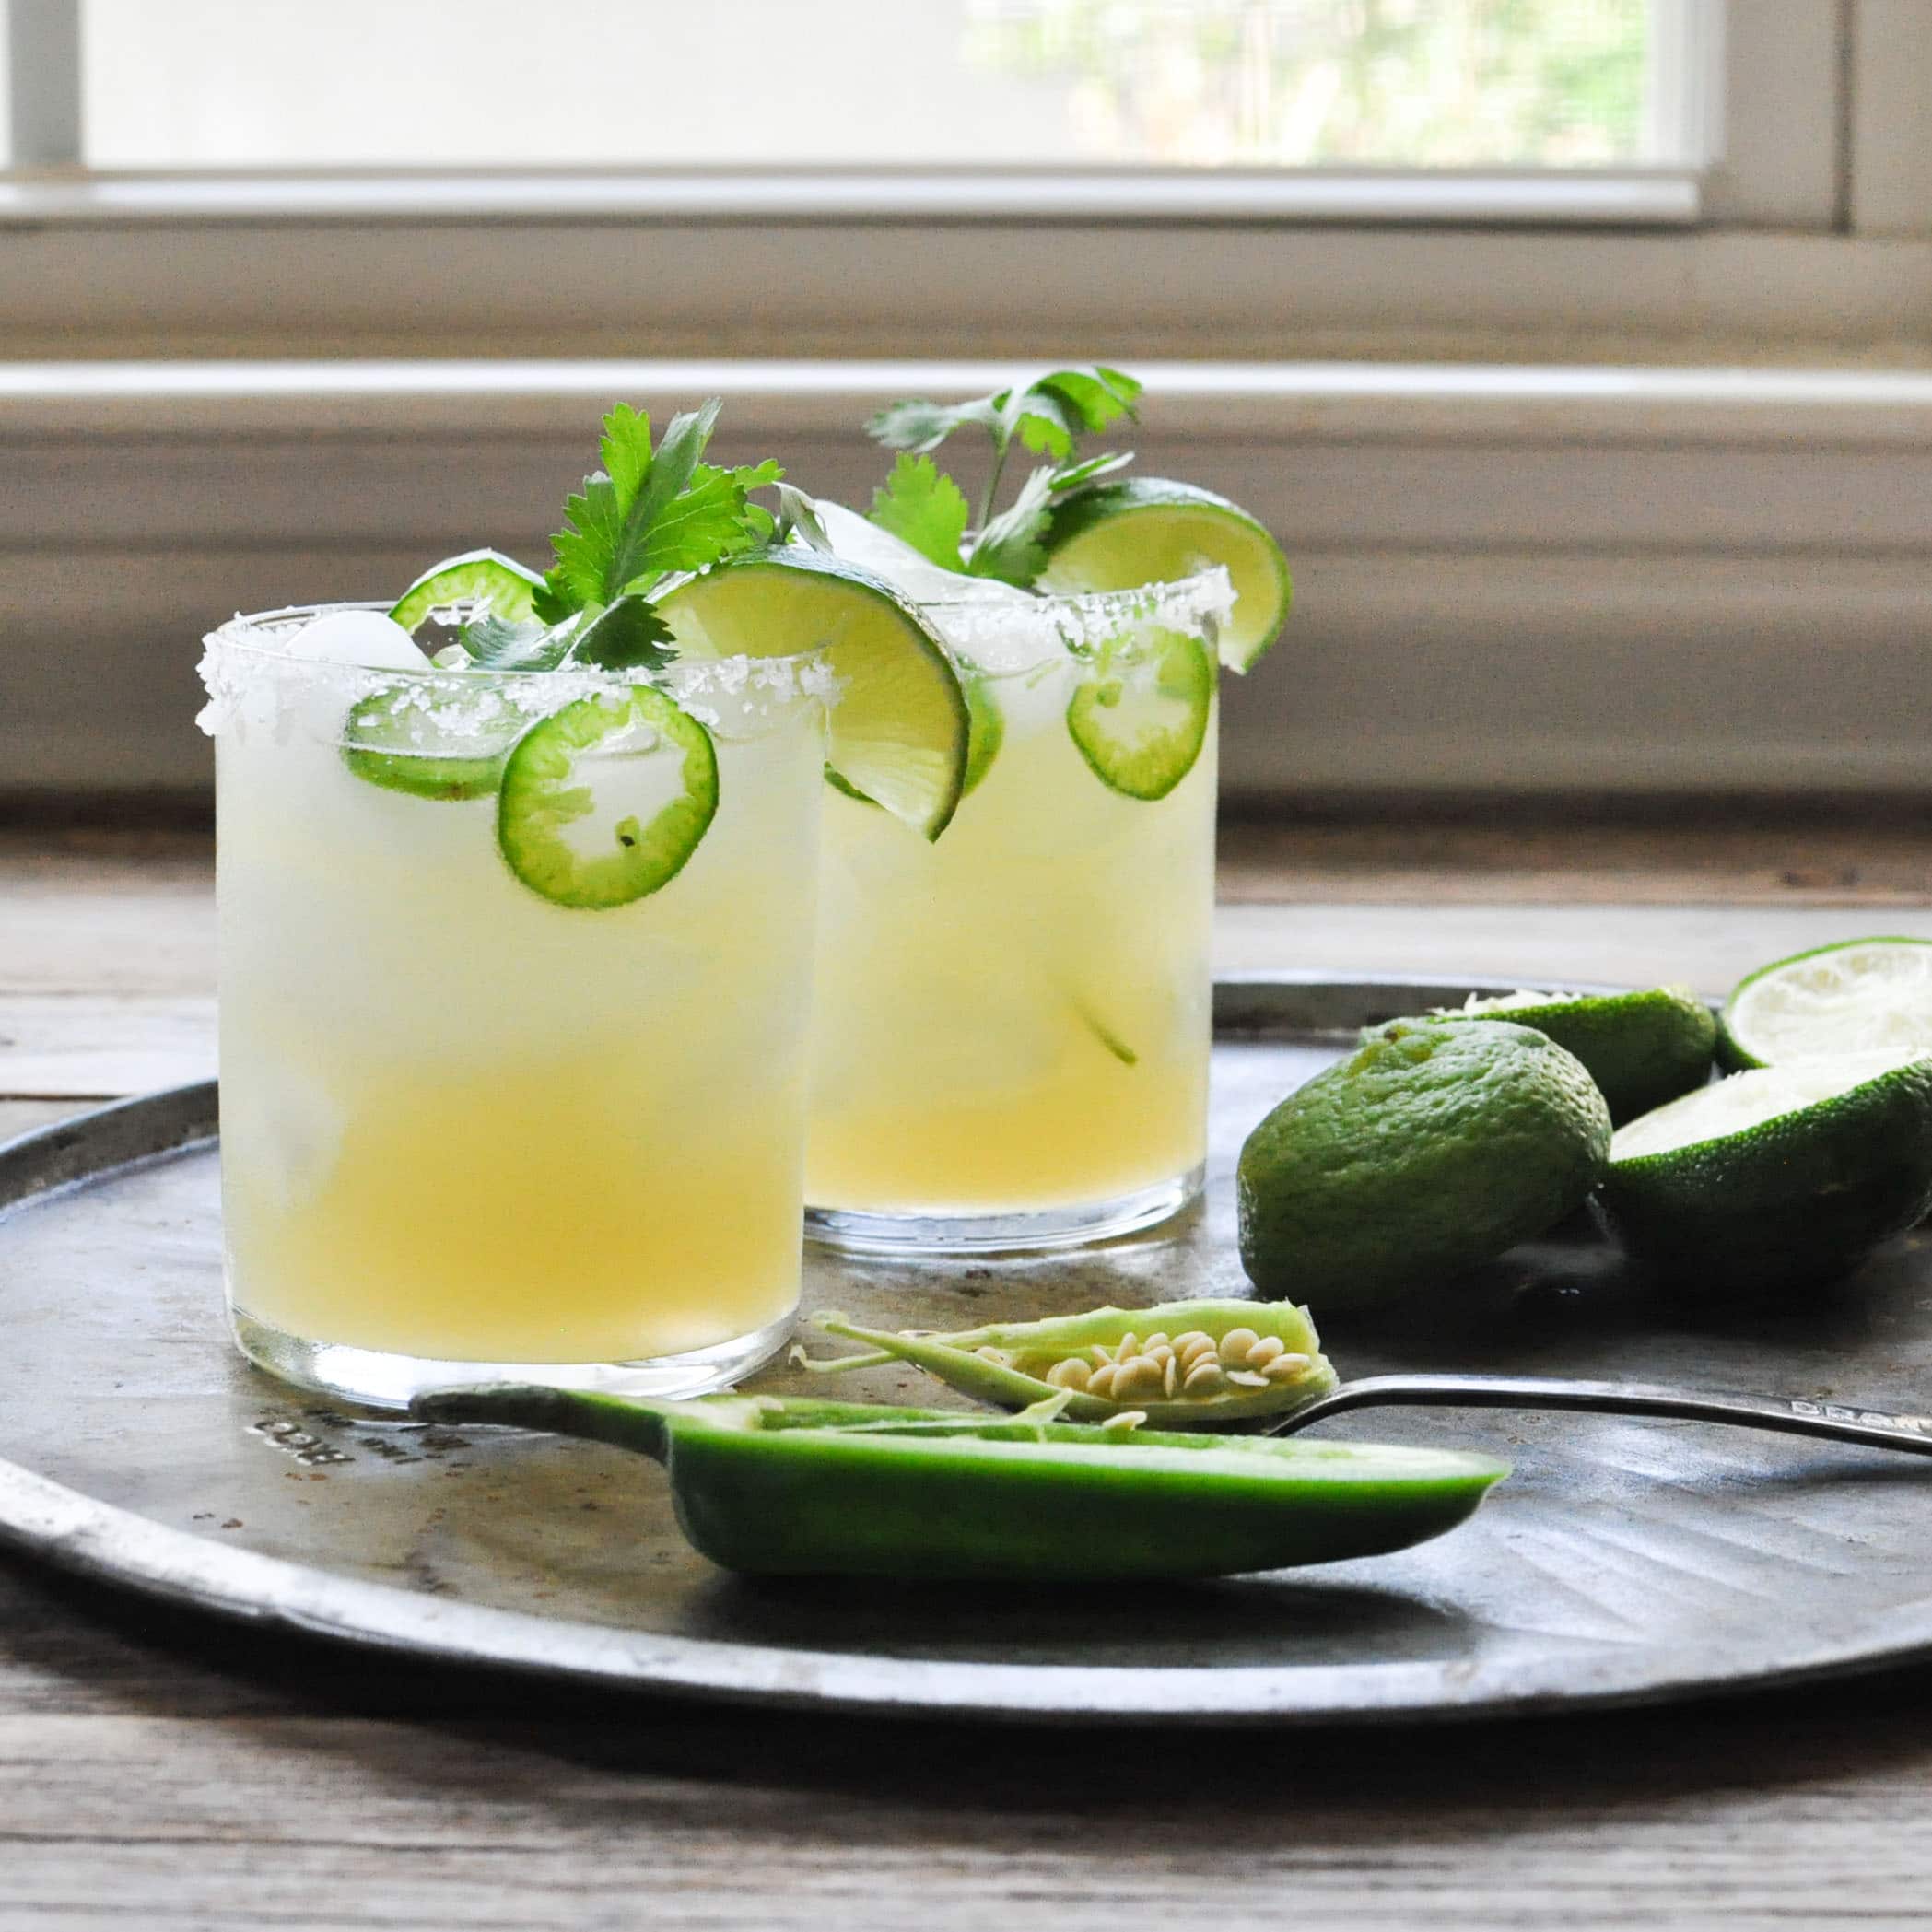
[6,971,1932,1727]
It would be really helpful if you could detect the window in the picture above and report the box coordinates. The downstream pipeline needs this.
[14,0,1718,220]
[77,0,1688,174]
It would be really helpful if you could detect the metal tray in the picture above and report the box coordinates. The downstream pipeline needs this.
[5,972,1932,1727]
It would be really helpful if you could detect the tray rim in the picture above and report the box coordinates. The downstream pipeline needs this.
[8,968,1918,1730]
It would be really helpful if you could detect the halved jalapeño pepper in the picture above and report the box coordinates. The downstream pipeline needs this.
[793,1298,1342,1427]
[415,1386,1506,1583]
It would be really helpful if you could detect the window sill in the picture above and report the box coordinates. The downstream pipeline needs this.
[2,357,1928,804]
[0,168,1704,227]
[4,356,1930,445]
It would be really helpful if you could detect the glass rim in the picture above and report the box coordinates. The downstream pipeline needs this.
[911,564,1234,625]
[908,565,1235,673]
[203,599,834,683]
[198,601,837,747]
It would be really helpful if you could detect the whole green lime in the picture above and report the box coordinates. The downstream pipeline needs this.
[1237,1019,1612,1309]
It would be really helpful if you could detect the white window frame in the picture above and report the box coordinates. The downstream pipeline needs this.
[7,0,1724,224]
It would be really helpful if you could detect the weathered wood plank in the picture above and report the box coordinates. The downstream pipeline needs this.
[1215,902,1932,998]
[5,1696,1932,1929]
[0,995,214,1098]
[0,1099,83,1140]
[1221,814,1932,907]
[0,830,214,997]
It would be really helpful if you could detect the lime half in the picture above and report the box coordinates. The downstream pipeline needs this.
[1066,628,1213,801]
[1604,1053,1932,1295]
[1038,478,1292,673]
[341,682,519,802]
[389,549,544,634]
[1721,937,1932,1071]
[657,550,967,841]
[497,687,718,909]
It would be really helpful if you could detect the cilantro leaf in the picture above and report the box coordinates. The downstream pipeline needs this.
[568,595,678,673]
[967,464,1057,587]
[866,394,1000,455]
[861,364,1141,588]
[460,614,575,672]
[543,400,782,622]
[1010,392,1078,462]
[867,364,1142,560]
[774,483,832,551]
[868,368,1140,465]
[617,456,782,590]
[462,599,675,675]
[999,367,1142,462]
[868,452,970,572]
[1033,366,1142,435]
[599,401,653,509]
[603,400,722,597]
[529,568,578,626]
[1050,450,1136,492]
[547,468,631,613]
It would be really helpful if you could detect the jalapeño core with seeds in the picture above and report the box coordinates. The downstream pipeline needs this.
[794,1298,1340,1426]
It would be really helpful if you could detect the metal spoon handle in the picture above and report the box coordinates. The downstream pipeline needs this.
[1273,1373,1932,1457]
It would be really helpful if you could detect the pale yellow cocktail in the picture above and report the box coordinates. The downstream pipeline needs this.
[806,574,1231,1248]
[200,605,830,1406]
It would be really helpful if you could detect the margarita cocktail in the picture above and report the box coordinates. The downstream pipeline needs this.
[200,605,831,1407]
[795,366,1292,1249]
[195,399,966,1407]
[807,575,1231,1247]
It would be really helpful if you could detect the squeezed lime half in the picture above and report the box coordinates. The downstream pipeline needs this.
[1604,1053,1932,1294]
[1721,937,1932,1070]
[1430,985,1715,1126]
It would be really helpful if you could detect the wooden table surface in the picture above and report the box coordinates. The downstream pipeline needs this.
[8,821,1932,1931]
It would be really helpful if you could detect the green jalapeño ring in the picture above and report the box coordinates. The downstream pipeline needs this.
[804,568,1235,1253]
[198,603,835,1411]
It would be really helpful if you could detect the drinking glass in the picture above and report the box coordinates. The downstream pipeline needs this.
[199,603,831,1408]
[805,572,1231,1250]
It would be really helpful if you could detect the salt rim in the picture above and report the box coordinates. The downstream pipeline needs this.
[194,603,839,742]
[917,566,1236,674]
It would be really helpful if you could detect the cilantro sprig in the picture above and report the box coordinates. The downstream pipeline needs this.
[457,400,781,673]
[864,366,1142,588]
